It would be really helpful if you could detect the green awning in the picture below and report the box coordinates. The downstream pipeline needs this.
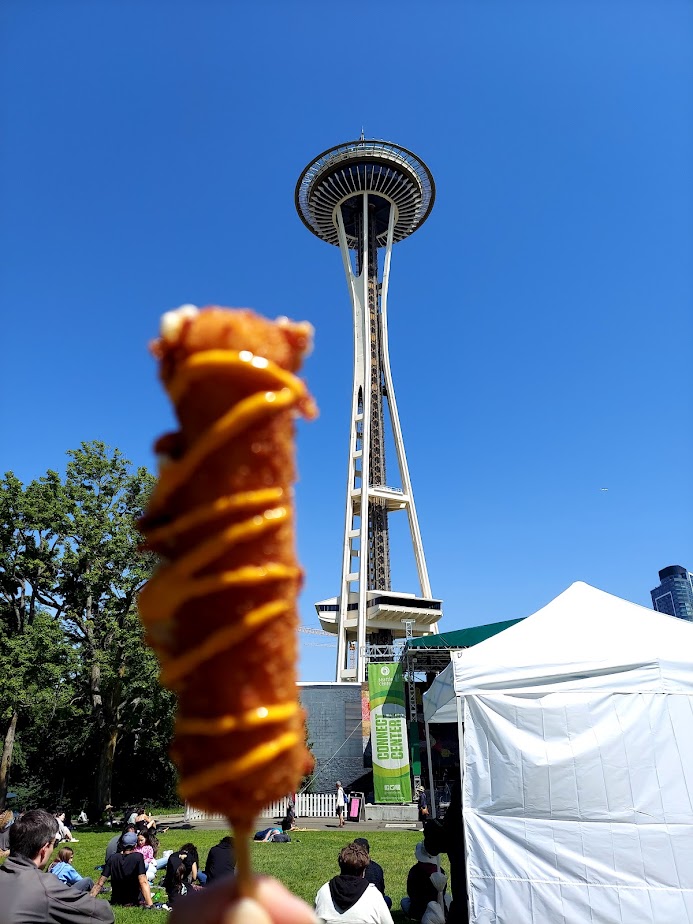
[406,618,523,650]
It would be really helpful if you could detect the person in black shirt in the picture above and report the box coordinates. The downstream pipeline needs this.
[204,836,235,884]
[423,783,467,924]
[401,842,443,921]
[104,824,136,864]
[353,838,392,909]
[91,831,154,907]
[165,860,189,907]
[164,843,202,904]
[417,786,429,823]
[281,804,297,832]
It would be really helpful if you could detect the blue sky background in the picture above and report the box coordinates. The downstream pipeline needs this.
[1,0,691,681]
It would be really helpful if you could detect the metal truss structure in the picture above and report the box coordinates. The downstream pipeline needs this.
[296,138,443,682]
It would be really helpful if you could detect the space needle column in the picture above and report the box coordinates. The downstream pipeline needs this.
[296,139,443,683]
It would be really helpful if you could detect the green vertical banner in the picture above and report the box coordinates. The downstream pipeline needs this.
[368,663,412,803]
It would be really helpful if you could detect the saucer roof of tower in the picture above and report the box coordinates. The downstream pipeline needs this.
[295,138,435,247]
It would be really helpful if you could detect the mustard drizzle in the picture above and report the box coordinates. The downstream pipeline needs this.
[147,387,296,515]
[176,702,299,736]
[159,598,290,686]
[144,488,285,547]
[146,350,311,516]
[179,731,300,801]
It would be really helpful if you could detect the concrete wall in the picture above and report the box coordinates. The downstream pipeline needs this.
[299,682,365,792]
[365,803,418,822]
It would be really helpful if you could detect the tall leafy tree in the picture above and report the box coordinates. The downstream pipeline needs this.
[51,442,158,817]
[0,472,68,808]
[0,442,173,815]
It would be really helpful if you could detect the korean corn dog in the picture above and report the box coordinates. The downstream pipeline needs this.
[139,305,315,843]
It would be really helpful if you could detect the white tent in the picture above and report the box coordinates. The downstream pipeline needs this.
[423,581,693,923]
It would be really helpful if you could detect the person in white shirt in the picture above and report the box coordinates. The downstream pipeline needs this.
[54,810,78,844]
[315,842,393,924]
[335,781,346,828]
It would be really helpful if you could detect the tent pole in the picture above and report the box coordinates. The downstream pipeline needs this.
[424,718,442,883]
[456,695,464,806]
[457,693,469,920]
[425,720,437,820]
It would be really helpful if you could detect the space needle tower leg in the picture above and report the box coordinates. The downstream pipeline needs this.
[334,193,376,682]
[379,207,433,601]
[334,200,368,680]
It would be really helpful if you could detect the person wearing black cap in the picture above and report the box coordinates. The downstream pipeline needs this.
[353,838,391,909]
[104,824,136,864]
[90,831,154,908]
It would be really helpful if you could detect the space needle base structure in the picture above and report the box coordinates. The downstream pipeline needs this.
[296,139,442,683]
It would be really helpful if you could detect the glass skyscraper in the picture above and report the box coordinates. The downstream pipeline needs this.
[650,565,693,622]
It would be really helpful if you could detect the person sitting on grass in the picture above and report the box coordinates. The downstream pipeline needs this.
[48,846,95,893]
[204,836,236,884]
[165,861,189,908]
[149,831,174,877]
[0,809,114,923]
[90,830,154,908]
[135,831,155,865]
[353,838,392,909]
[281,804,297,832]
[140,830,174,880]
[0,809,13,859]
[423,784,467,924]
[135,830,162,882]
[104,823,136,864]
[314,841,393,924]
[164,842,206,902]
[141,807,169,836]
[133,806,157,833]
[182,842,206,883]
[54,809,78,844]
[401,842,444,922]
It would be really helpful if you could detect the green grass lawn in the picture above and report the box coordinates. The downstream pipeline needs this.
[54,827,422,922]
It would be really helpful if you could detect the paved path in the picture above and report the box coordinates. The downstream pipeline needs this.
[157,813,422,834]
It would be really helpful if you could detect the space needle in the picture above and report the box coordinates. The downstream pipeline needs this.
[296,137,443,683]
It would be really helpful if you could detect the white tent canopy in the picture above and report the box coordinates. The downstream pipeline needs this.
[423,581,693,923]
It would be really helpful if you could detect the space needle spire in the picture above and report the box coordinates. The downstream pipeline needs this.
[296,139,442,682]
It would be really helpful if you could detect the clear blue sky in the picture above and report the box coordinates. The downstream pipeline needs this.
[1,1,691,681]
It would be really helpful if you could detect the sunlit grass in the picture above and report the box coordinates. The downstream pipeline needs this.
[49,828,421,922]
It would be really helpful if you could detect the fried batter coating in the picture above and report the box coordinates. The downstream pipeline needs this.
[139,305,315,829]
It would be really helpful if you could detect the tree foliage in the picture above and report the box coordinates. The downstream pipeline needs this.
[0,442,179,813]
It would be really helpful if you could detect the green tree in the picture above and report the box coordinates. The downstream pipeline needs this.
[50,442,158,817]
[0,472,69,809]
[0,442,174,816]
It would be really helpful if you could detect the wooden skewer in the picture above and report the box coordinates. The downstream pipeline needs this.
[233,822,254,898]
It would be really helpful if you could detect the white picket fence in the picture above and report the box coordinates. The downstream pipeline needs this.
[185,791,337,822]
